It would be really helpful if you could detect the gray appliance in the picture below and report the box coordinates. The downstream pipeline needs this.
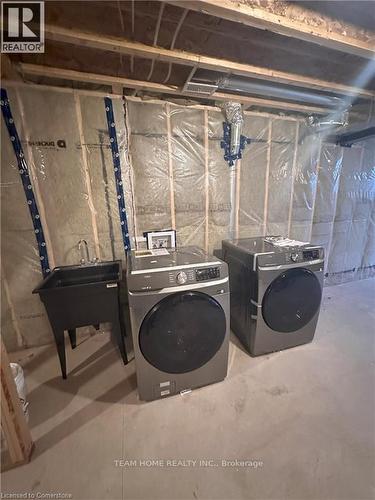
[127,246,230,401]
[222,237,324,356]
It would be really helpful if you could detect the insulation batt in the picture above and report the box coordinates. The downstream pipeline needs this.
[1,89,374,351]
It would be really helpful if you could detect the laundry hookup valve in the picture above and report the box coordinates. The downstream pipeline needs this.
[220,122,251,167]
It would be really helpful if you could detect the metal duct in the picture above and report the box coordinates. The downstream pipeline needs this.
[218,75,342,108]
[183,81,218,96]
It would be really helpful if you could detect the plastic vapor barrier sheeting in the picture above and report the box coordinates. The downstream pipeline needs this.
[1,88,374,351]
[1,86,134,349]
[126,99,374,284]
[312,138,375,284]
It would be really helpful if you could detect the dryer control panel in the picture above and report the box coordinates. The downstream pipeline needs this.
[286,247,323,264]
[302,249,320,260]
[256,246,324,268]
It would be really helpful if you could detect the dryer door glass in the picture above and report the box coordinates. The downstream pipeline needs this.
[139,291,226,374]
[262,268,322,333]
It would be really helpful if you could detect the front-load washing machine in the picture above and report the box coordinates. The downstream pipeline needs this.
[222,237,324,356]
[127,246,230,401]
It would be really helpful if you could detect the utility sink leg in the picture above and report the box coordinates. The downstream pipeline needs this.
[68,329,77,349]
[52,329,67,379]
[113,321,128,365]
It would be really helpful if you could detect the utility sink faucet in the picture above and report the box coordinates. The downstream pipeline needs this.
[78,239,98,265]
[78,239,90,265]
[78,239,99,265]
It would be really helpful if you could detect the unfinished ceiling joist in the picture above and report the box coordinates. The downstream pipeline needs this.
[168,0,375,60]
[18,63,329,115]
[1,55,23,81]
[43,25,375,99]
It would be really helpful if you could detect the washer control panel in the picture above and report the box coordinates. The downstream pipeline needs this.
[130,263,227,292]
[176,271,187,284]
[166,266,222,286]
[196,267,220,282]
[168,269,195,285]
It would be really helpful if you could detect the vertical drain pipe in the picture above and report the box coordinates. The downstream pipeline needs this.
[222,103,244,240]
[204,109,210,252]
[229,167,237,240]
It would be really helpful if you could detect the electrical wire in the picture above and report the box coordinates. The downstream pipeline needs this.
[117,0,125,77]
[131,0,135,74]
[147,2,165,81]
[163,9,188,84]
[117,1,135,76]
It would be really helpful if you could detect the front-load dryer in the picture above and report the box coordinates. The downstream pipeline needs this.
[127,246,230,401]
[222,237,324,356]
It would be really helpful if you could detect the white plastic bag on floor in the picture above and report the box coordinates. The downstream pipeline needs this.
[10,362,29,422]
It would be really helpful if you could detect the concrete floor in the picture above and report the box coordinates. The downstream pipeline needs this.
[2,279,375,500]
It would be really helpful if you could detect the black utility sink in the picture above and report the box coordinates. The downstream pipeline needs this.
[33,261,127,378]
[35,261,121,289]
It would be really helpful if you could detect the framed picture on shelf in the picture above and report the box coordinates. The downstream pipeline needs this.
[145,230,176,250]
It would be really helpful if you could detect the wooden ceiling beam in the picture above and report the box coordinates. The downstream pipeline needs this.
[43,24,375,98]
[1,55,22,81]
[167,0,375,60]
[18,63,330,114]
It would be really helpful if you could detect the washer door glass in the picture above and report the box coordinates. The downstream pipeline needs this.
[262,268,322,333]
[139,291,226,374]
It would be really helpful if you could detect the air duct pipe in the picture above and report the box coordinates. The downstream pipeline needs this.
[218,75,342,108]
